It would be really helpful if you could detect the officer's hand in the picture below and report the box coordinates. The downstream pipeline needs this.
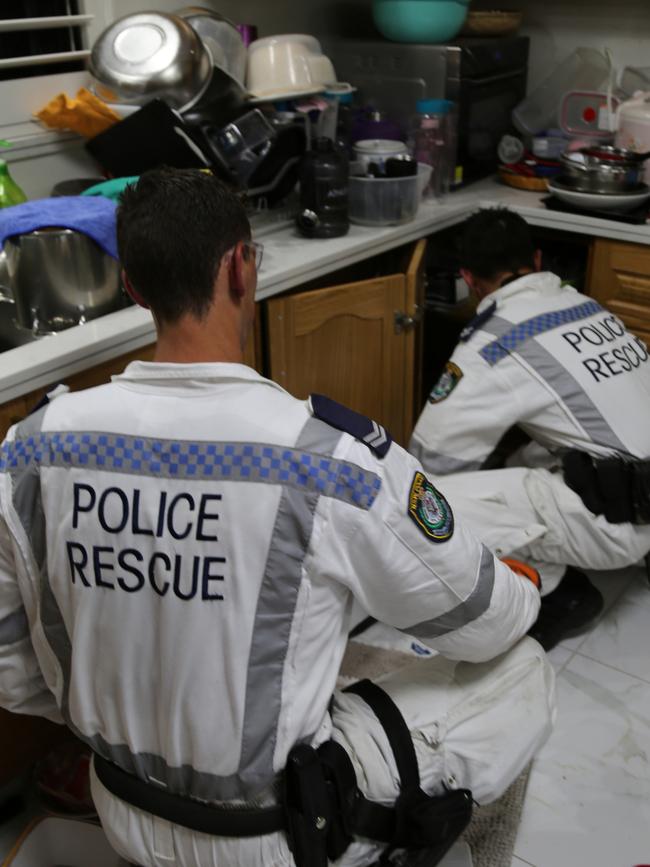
[501,557,542,591]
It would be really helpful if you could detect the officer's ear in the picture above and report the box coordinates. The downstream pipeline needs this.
[533,249,543,272]
[122,270,150,309]
[460,267,477,292]
[229,242,250,300]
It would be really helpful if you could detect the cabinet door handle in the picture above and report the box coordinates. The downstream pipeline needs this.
[394,307,422,334]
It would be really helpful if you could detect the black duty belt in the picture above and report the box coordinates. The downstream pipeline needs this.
[562,449,650,525]
[94,679,473,867]
[93,754,285,837]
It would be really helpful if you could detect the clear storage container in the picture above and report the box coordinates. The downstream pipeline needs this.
[512,48,611,137]
[348,163,431,226]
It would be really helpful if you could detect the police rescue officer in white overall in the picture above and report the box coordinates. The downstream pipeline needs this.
[410,207,650,651]
[0,172,555,867]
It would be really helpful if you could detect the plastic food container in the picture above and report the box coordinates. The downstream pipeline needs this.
[349,163,432,226]
[512,47,611,137]
[3,816,128,866]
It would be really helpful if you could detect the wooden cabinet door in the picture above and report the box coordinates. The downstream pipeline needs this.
[587,239,650,344]
[266,241,427,446]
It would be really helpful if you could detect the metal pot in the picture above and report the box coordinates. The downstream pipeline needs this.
[89,12,213,113]
[559,146,646,194]
[4,230,123,335]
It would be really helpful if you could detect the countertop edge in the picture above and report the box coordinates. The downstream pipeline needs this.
[1,178,649,403]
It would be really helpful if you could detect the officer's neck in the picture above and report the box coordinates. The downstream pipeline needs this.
[153,292,249,365]
[474,268,534,300]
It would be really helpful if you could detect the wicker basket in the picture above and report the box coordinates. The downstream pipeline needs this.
[498,166,548,191]
[461,10,523,36]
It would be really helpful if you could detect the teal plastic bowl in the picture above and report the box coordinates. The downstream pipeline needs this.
[373,0,470,43]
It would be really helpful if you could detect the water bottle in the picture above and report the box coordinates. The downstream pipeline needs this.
[410,99,453,198]
[0,160,27,208]
[296,137,349,238]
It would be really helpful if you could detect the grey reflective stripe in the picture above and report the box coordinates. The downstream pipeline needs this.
[36,416,349,801]
[479,316,629,455]
[238,417,344,794]
[479,300,603,366]
[403,544,495,639]
[409,440,482,476]
[0,608,28,645]
[0,433,380,512]
[9,407,48,571]
[512,339,629,453]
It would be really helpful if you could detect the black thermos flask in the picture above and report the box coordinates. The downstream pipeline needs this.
[296,137,349,238]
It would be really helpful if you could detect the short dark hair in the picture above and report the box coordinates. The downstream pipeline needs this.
[117,168,250,323]
[460,207,535,281]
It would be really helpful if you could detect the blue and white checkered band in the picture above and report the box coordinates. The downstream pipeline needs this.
[479,300,604,366]
[0,433,382,510]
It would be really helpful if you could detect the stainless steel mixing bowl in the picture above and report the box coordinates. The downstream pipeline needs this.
[89,11,213,113]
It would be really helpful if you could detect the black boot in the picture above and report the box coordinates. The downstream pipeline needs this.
[527,567,604,651]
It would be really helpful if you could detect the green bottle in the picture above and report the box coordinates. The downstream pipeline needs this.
[0,159,27,208]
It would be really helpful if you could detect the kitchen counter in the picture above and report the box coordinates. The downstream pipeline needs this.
[1,176,649,404]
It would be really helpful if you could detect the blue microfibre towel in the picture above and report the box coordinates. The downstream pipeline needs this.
[0,196,118,259]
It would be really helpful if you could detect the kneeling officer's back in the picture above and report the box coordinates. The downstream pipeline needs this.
[0,169,555,867]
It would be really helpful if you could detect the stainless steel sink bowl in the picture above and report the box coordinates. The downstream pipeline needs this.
[0,300,38,353]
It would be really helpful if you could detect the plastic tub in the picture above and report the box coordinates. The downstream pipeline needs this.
[349,164,432,226]
[373,0,470,43]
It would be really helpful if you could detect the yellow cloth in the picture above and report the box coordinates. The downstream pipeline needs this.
[35,88,121,139]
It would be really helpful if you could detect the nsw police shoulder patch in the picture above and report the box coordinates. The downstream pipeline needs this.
[428,362,463,404]
[408,471,454,542]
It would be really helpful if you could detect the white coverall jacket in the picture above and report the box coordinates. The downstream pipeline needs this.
[410,271,650,590]
[0,362,554,867]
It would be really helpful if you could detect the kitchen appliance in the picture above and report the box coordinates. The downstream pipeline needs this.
[615,91,650,185]
[4,229,124,335]
[326,36,530,186]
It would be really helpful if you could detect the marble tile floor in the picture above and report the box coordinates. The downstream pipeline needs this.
[512,565,650,867]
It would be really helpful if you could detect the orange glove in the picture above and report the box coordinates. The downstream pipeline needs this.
[501,557,542,591]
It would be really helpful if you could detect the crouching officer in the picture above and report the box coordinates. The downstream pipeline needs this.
[0,171,555,867]
[410,207,650,651]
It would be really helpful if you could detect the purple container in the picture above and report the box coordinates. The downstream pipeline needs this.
[351,110,405,145]
[236,24,258,47]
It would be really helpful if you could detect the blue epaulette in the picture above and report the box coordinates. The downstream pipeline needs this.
[310,394,392,458]
[459,300,497,342]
